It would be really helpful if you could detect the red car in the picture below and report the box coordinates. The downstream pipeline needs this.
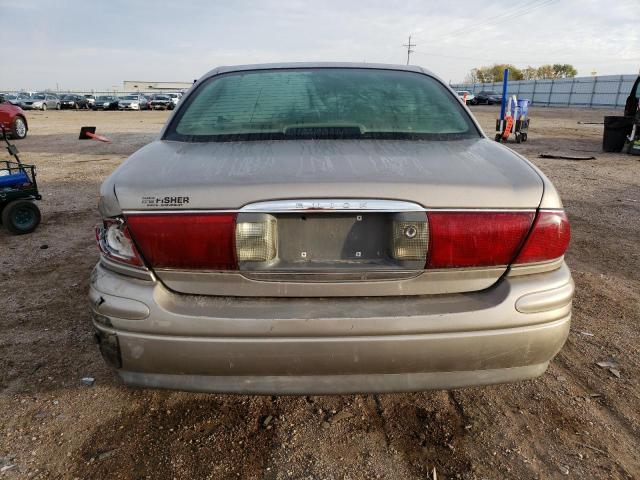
[0,94,28,139]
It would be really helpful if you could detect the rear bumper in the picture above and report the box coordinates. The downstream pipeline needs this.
[89,262,573,394]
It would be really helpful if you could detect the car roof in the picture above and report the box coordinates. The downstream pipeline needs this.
[201,62,432,80]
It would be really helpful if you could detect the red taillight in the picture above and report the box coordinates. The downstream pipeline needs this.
[514,210,570,264]
[426,212,535,268]
[125,213,237,270]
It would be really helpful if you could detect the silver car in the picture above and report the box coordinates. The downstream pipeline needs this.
[118,94,148,111]
[91,63,573,394]
[19,93,60,111]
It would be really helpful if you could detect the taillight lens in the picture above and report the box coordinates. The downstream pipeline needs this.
[426,212,535,268]
[514,210,570,264]
[125,213,237,270]
[96,219,144,267]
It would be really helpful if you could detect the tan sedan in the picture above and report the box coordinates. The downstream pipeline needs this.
[90,63,572,394]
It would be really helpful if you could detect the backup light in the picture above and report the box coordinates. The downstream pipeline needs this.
[391,219,428,260]
[235,215,277,262]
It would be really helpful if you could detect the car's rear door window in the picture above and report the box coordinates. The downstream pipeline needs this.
[165,68,478,142]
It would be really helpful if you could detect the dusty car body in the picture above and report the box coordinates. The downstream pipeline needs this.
[0,96,28,139]
[91,63,572,394]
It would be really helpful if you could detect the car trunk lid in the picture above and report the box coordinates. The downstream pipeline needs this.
[114,138,544,296]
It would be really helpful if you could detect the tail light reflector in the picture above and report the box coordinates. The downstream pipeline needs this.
[125,213,237,270]
[514,210,570,264]
[96,219,144,267]
[426,212,535,268]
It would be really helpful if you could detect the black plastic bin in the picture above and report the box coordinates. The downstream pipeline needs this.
[602,116,633,152]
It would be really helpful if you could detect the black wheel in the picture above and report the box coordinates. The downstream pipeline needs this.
[515,133,522,143]
[494,134,503,142]
[521,133,528,142]
[1,199,41,234]
[11,116,27,139]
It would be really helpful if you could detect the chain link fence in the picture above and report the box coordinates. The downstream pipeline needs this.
[451,74,637,108]
[1,89,187,97]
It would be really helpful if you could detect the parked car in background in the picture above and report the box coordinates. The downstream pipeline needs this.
[149,94,174,110]
[118,94,149,111]
[2,93,31,106]
[165,92,182,107]
[60,94,90,109]
[456,90,475,104]
[91,63,573,395]
[472,91,502,105]
[0,95,28,139]
[93,96,120,110]
[19,93,60,111]
[84,94,96,108]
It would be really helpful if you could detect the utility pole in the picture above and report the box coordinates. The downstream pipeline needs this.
[403,35,416,65]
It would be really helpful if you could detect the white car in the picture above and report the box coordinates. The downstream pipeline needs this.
[457,90,475,104]
[165,92,182,107]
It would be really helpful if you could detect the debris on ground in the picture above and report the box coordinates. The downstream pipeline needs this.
[609,368,621,378]
[596,361,618,369]
[81,377,95,386]
[329,410,353,423]
[262,415,273,427]
[0,465,16,474]
[579,331,595,337]
[558,464,570,475]
[595,361,622,378]
[97,449,116,461]
[577,121,604,125]
[539,153,596,160]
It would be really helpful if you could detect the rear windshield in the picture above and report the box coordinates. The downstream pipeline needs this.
[164,68,478,142]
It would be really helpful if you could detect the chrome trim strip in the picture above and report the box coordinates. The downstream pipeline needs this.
[122,202,540,215]
[240,199,424,212]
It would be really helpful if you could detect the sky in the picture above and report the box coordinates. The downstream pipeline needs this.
[1,0,638,91]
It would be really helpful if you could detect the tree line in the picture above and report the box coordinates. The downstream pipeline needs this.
[465,64,578,83]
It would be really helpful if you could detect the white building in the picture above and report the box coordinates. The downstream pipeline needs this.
[122,80,193,93]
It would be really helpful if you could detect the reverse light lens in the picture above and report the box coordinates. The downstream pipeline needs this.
[236,217,277,262]
[391,220,428,260]
[96,219,143,267]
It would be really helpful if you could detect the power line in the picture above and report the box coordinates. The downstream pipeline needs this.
[402,34,416,65]
[410,0,545,44]
[439,0,553,41]
[412,0,556,51]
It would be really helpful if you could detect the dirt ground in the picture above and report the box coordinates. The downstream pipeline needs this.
[0,106,638,480]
